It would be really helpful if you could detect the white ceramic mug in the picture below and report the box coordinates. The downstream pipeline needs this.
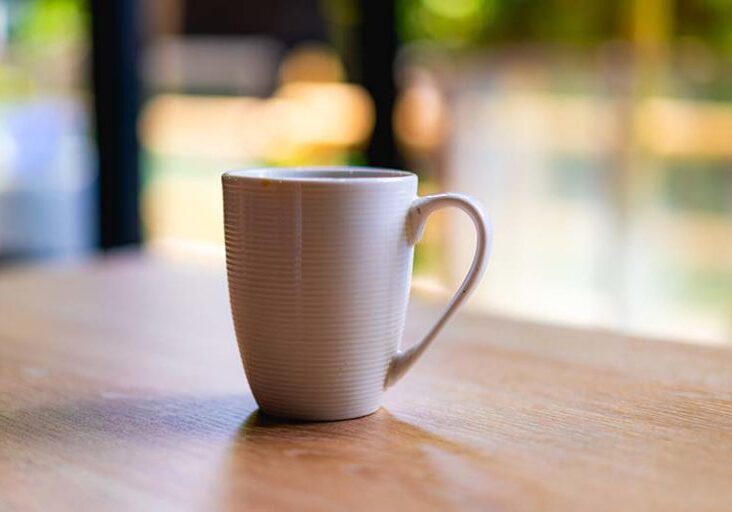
[222,167,491,420]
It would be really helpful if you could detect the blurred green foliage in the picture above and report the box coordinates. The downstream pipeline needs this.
[398,0,498,47]
[0,0,87,96]
[6,0,86,49]
[397,0,732,54]
[676,0,732,55]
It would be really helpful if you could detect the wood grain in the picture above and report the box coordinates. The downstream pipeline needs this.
[0,252,731,511]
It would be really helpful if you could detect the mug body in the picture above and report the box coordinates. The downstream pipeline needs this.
[222,167,418,420]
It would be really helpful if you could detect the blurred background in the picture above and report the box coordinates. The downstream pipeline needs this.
[1,0,731,344]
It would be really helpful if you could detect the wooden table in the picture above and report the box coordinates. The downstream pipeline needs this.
[1,253,731,511]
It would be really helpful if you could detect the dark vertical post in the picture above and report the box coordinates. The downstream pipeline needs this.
[357,0,401,169]
[91,0,141,249]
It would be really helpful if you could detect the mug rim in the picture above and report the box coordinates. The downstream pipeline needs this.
[222,166,416,183]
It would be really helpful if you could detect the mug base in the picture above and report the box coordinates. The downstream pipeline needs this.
[256,404,381,422]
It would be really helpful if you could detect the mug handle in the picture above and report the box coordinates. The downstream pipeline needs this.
[385,193,492,388]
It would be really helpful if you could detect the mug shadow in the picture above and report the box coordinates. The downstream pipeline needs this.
[5,392,508,509]
[216,407,503,511]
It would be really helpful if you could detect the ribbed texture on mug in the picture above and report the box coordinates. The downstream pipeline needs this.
[223,175,417,420]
